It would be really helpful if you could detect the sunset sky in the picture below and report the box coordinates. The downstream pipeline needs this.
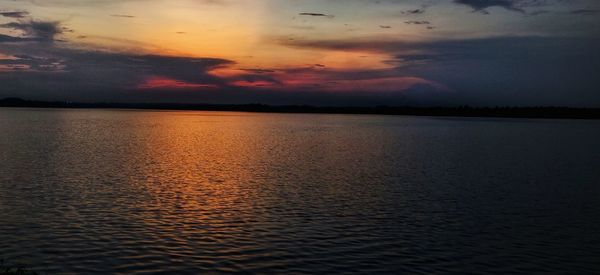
[1,0,599,106]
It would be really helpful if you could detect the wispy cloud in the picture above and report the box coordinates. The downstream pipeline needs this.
[453,0,548,14]
[401,9,426,15]
[404,20,430,25]
[570,9,600,15]
[299,12,335,19]
[0,11,29,18]
[110,14,136,18]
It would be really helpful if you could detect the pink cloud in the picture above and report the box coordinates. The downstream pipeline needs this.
[137,76,219,90]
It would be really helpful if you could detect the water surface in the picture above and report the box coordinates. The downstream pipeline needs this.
[1,108,600,273]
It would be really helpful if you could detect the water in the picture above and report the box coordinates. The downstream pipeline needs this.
[1,108,599,274]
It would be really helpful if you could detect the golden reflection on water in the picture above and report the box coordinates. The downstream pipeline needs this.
[4,109,600,273]
[128,112,270,232]
[120,111,367,246]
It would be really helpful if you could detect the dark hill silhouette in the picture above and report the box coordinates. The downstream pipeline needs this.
[1,98,600,119]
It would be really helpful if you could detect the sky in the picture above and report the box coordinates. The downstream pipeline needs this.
[0,0,599,106]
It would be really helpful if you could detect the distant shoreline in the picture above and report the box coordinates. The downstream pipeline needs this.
[2,98,600,120]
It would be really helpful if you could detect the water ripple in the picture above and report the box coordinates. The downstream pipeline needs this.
[1,109,600,273]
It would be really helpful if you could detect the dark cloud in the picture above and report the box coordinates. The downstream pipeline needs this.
[299,12,335,18]
[0,39,443,105]
[527,10,550,16]
[277,37,409,52]
[0,11,29,18]
[0,39,236,101]
[570,9,600,15]
[401,9,425,15]
[279,35,600,106]
[455,0,518,11]
[241,68,277,74]
[0,53,64,71]
[0,33,35,42]
[0,20,63,42]
[3,33,599,106]
[404,20,430,25]
[453,0,548,13]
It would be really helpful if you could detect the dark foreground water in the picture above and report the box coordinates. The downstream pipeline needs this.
[1,108,600,274]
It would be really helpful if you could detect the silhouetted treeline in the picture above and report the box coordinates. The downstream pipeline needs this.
[2,97,600,119]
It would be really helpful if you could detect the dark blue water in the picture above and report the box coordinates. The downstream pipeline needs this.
[1,108,600,274]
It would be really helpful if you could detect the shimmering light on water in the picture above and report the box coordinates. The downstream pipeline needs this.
[1,108,600,273]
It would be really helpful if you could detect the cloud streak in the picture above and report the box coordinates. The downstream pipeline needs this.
[110,14,136,18]
[453,0,548,13]
[0,11,29,18]
[299,12,335,18]
[278,35,600,106]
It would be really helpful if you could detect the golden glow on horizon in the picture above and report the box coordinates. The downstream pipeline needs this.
[64,1,264,60]
[138,76,219,90]
[47,0,427,70]
[0,0,450,92]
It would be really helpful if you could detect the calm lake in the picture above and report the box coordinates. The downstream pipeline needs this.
[1,108,600,274]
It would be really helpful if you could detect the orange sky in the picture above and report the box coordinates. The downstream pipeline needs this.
[1,0,599,106]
